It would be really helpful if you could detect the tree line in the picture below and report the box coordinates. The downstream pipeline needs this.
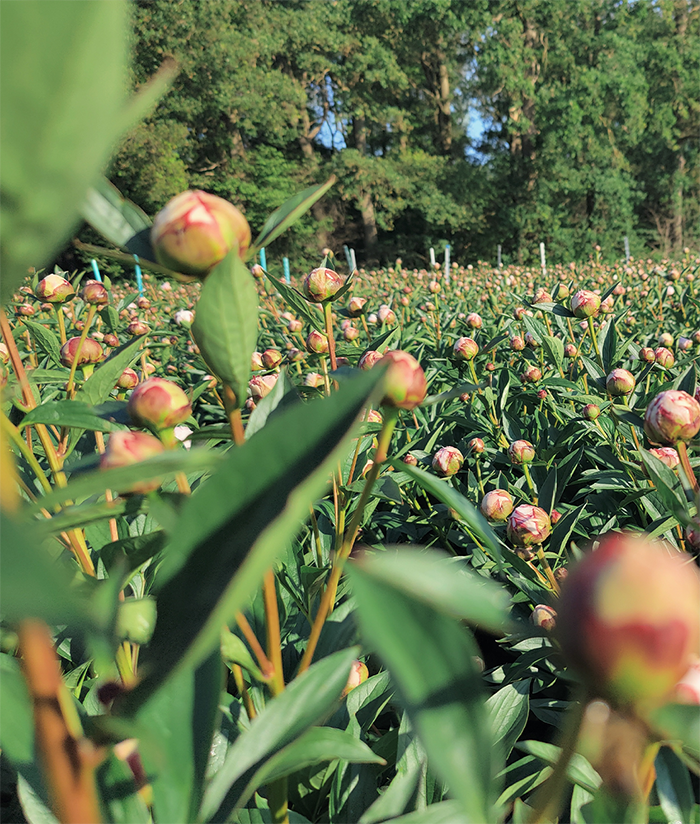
[107,0,699,269]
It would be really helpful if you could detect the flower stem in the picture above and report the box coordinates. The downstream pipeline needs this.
[323,302,337,372]
[677,440,699,496]
[65,305,97,398]
[587,316,604,372]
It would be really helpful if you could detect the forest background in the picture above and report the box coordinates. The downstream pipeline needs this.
[82,0,699,271]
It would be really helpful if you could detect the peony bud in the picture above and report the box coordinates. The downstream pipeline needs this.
[531,604,557,631]
[658,332,674,348]
[378,304,396,325]
[469,437,485,454]
[127,377,192,432]
[80,280,109,306]
[116,368,139,390]
[249,374,278,400]
[557,532,700,709]
[466,312,482,329]
[571,290,601,318]
[564,344,577,358]
[174,309,195,327]
[358,350,382,370]
[432,446,464,477]
[377,350,427,410]
[644,390,700,445]
[343,326,359,342]
[639,347,655,363]
[583,403,600,421]
[402,452,418,466]
[342,660,369,697]
[303,267,344,303]
[480,489,514,522]
[100,430,165,494]
[453,337,479,362]
[507,504,551,546]
[510,335,525,352]
[59,337,104,367]
[103,333,119,347]
[303,372,324,388]
[35,273,74,304]
[305,330,329,355]
[606,369,635,396]
[151,190,251,276]
[533,288,552,304]
[262,349,283,369]
[521,366,542,384]
[348,296,367,317]
[648,447,679,468]
[654,347,674,369]
[16,304,35,317]
[127,320,150,337]
[288,318,303,333]
[508,439,535,464]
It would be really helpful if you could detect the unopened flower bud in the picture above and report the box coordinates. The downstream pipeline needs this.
[507,504,551,546]
[521,366,542,384]
[378,304,396,324]
[533,288,552,304]
[480,489,514,522]
[80,280,109,306]
[684,517,700,550]
[678,336,693,352]
[510,335,525,352]
[377,350,427,410]
[348,296,367,317]
[466,312,482,329]
[531,604,557,631]
[342,660,369,697]
[453,337,479,362]
[556,532,700,709]
[174,309,195,327]
[644,390,700,445]
[648,447,679,468]
[432,446,464,477]
[358,350,382,370]
[127,377,192,432]
[639,347,655,363]
[564,344,577,358]
[674,658,700,704]
[116,368,139,390]
[654,347,674,369]
[303,267,344,303]
[658,332,673,347]
[100,430,165,494]
[60,336,104,367]
[571,290,601,318]
[428,280,441,294]
[583,403,600,421]
[262,349,283,369]
[249,374,278,400]
[16,304,35,317]
[127,320,150,337]
[288,318,303,333]
[469,437,485,454]
[35,273,74,304]
[508,439,535,464]
[151,190,251,276]
[606,368,635,396]
[303,372,324,388]
[402,452,418,466]
[343,326,359,342]
[305,329,329,355]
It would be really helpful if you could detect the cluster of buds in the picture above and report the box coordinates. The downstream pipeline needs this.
[151,190,251,276]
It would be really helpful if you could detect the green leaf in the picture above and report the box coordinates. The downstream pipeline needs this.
[486,681,530,759]
[136,650,222,824]
[0,655,34,770]
[393,461,503,567]
[514,741,601,794]
[375,800,468,824]
[264,270,324,330]
[353,548,509,635]
[350,561,498,823]
[530,302,575,318]
[598,317,617,372]
[648,704,700,758]
[81,176,151,248]
[76,335,143,406]
[245,369,298,440]
[655,746,694,824]
[220,627,264,680]
[19,400,127,432]
[21,320,62,367]
[250,177,336,255]
[0,0,128,304]
[639,450,687,512]
[192,251,259,405]
[200,648,356,822]
[96,752,151,824]
[542,336,564,372]
[116,370,382,714]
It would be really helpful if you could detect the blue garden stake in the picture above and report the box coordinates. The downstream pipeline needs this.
[283,257,291,284]
[259,247,267,271]
[90,259,102,282]
[133,255,144,296]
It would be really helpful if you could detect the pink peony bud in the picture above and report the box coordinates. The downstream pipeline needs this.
[639,347,655,363]
[533,288,552,304]
[305,329,329,355]
[507,504,552,546]
[564,344,577,358]
[466,312,482,329]
[654,347,674,369]
[557,533,700,709]
[402,452,418,466]
[432,446,464,477]
[453,337,479,362]
[469,437,485,454]
[127,377,192,432]
[303,267,344,302]
[508,439,535,464]
[35,273,74,304]
[16,304,35,317]
[377,350,427,410]
[678,336,693,352]
[531,604,557,630]
[583,403,600,421]
[127,321,150,337]
[644,390,700,445]
[251,351,264,372]
[510,335,525,352]
[288,318,303,333]
[80,280,109,306]
[303,372,324,388]
[103,333,119,348]
[685,517,700,550]
[521,366,542,384]
[480,489,514,522]
[378,304,396,324]
[348,296,367,317]
[343,326,359,342]
[249,374,278,400]
[673,657,700,704]
[571,290,601,318]
[342,660,369,697]
[174,309,195,327]
[606,369,635,396]
[658,332,674,348]
[648,447,679,468]
[262,349,283,369]
[100,430,165,494]
[59,336,104,367]
[428,280,441,294]
[116,368,139,390]
[525,332,539,349]
[151,190,251,276]
[358,350,382,370]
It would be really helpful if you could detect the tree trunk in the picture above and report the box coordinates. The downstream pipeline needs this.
[299,105,330,251]
[673,152,685,251]
[352,115,378,258]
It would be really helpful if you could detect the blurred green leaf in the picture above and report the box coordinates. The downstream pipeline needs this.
[81,176,151,248]
[514,741,601,794]
[192,251,259,405]
[350,561,498,823]
[20,400,128,432]
[250,177,336,255]
[486,681,530,759]
[96,752,151,824]
[655,746,694,824]
[648,704,700,757]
